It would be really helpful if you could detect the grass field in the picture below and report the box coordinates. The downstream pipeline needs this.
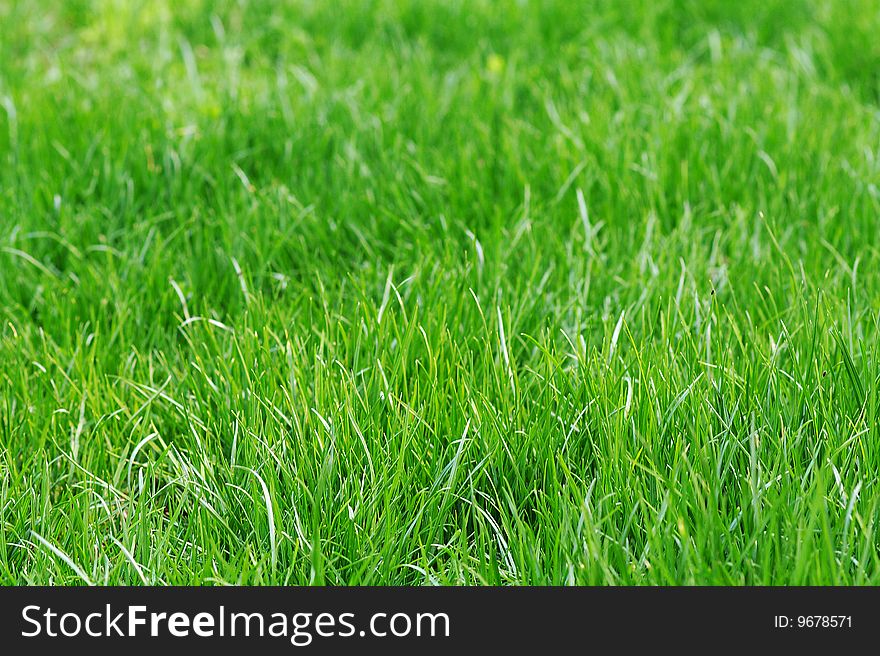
[2,0,880,585]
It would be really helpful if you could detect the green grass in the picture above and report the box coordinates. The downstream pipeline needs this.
[2,0,880,585]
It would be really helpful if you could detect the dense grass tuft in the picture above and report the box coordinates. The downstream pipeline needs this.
[2,0,880,584]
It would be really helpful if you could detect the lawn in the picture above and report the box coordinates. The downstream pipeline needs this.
[2,0,880,585]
